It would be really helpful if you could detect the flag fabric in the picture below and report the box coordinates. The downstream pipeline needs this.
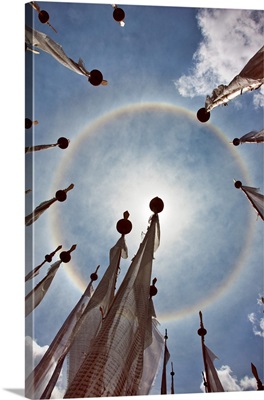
[137,315,164,395]
[64,213,161,398]
[204,344,225,392]
[25,259,46,282]
[40,353,66,399]
[25,143,58,153]
[251,362,264,390]
[161,339,171,394]
[66,235,128,387]
[205,45,264,112]
[25,245,62,282]
[233,129,264,145]
[237,183,264,221]
[25,25,107,85]
[25,277,95,399]
[25,197,57,226]
[25,25,88,76]
[25,137,70,153]
[25,184,74,226]
[25,260,62,317]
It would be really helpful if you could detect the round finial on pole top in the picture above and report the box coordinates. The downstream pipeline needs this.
[90,272,98,281]
[197,327,207,337]
[88,69,103,86]
[149,197,164,214]
[25,118,32,129]
[38,10,50,24]
[116,211,132,235]
[55,190,67,202]
[59,251,71,263]
[57,137,70,149]
[149,277,158,297]
[25,118,38,129]
[113,7,125,22]
[90,265,100,281]
[232,138,240,146]
[234,180,242,189]
[45,254,52,263]
[197,107,210,123]
[60,244,77,263]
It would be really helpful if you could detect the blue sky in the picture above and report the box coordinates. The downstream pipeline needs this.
[1,1,264,400]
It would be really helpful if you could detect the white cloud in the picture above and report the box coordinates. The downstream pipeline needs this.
[25,336,49,379]
[252,91,264,108]
[240,375,258,390]
[217,365,241,391]
[248,296,264,337]
[174,9,264,104]
[248,313,264,337]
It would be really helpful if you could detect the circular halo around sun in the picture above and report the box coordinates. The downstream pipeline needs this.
[48,102,255,323]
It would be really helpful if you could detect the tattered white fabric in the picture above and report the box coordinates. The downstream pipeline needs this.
[240,185,264,221]
[25,197,57,226]
[25,278,95,399]
[25,25,89,76]
[234,129,264,145]
[67,235,128,387]
[25,143,58,153]
[25,260,46,282]
[25,260,62,317]
[64,214,161,398]
[161,334,170,394]
[136,304,164,395]
[25,245,62,282]
[25,184,74,226]
[205,46,264,112]
[204,345,225,392]
[251,362,264,390]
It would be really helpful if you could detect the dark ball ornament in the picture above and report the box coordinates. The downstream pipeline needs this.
[57,137,69,149]
[149,197,164,214]
[38,10,50,24]
[149,284,158,297]
[55,190,67,202]
[60,251,71,263]
[197,327,207,337]
[25,118,32,129]
[90,272,98,281]
[116,218,132,235]
[232,138,240,146]
[113,7,125,22]
[234,180,242,189]
[88,69,103,86]
[45,254,52,263]
[197,107,210,123]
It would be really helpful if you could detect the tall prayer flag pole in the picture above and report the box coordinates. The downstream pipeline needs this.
[198,311,210,393]
[197,311,225,392]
